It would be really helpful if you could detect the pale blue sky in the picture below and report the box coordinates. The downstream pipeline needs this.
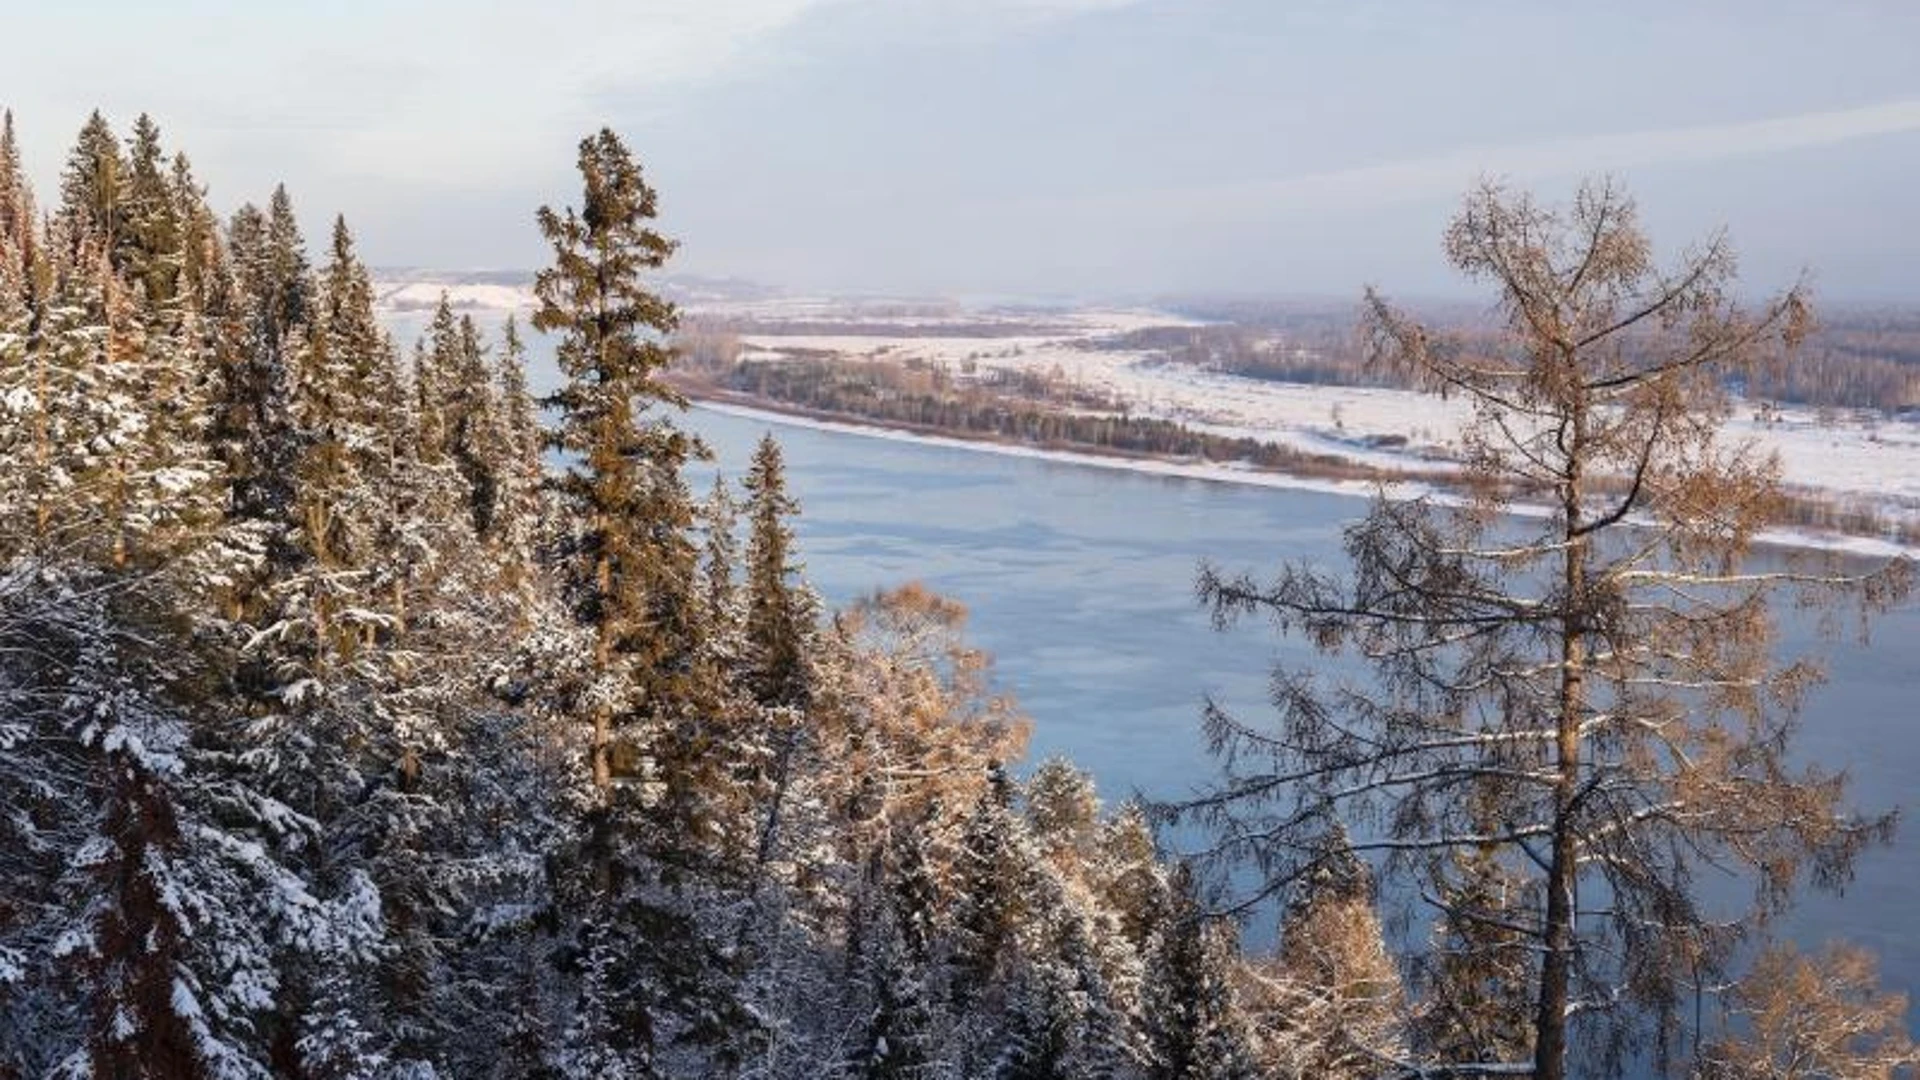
[6,0,1919,298]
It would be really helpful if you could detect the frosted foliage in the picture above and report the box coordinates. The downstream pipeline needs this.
[0,563,382,1076]
[0,233,223,568]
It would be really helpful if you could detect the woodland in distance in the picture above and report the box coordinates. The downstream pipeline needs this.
[0,109,1916,1080]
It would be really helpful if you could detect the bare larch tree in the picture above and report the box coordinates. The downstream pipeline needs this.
[1176,178,1914,1079]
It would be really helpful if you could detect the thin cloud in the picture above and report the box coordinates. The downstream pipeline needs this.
[1095,99,1920,220]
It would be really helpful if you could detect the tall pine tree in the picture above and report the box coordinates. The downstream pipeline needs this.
[532,127,693,792]
[532,127,738,1073]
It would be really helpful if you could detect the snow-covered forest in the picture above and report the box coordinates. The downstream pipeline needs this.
[1,110,1916,1080]
[0,109,1401,1080]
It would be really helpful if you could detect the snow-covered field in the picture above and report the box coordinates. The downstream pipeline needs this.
[374,276,533,311]
[728,304,1920,551]
[374,279,537,313]
[369,273,779,315]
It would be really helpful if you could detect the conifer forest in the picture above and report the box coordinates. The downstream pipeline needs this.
[0,105,1915,1080]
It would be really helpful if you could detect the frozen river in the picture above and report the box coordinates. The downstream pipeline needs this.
[688,403,1920,1024]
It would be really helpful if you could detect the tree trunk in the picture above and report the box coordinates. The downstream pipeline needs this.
[33,341,48,539]
[1535,393,1588,1080]
[1535,794,1576,1080]
[591,537,613,790]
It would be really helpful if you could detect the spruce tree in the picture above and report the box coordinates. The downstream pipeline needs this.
[0,117,36,553]
[995,965,1077,1080]
[263,184,309,331]
[1092,801,1166,952]
[1024,757,1100,868]
[6,228,128,559]
[167,152,217,313]
[995,890,1132,1080]
[532,127,694,789]
[849,886,939,1080]
[204,189,404,1074]
[416,301,509,541]
[889,813,942,968]
[287,312,373,659]
[533,126,728,1070]
[0,118,221,571]
[320,217,380,360]
[489,314,547,588]
[403,304,476,586]
[739,434,817,887]
[0,110,35,273]
[1141,865,1256,1080]
[0,569,385,1079]
[220,189,325,610]
[497,314,542,465]
[314,217,398,586]
[120,114,183,308]
[417,295,460,462]
[56,111,125,256]
[699,473,742,643]
[450,314,510,538]
[744,433,810,708]
[951,765,1030,1002]
[535,125,691,701]
[215,198,303,535]
[122,283,225,572]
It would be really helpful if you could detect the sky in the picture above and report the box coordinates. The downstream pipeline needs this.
[6,0,1919,300]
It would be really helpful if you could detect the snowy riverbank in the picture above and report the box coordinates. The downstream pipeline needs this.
[693,398,1920,561]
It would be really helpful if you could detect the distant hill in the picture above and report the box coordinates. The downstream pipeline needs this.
[371,268,781,313]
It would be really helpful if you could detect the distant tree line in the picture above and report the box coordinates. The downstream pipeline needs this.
[681,315,1068,339]
[674,349,1407,483]
[1111,312,1920,411]
[694,297,1920,413]
[1091,324,1412,390]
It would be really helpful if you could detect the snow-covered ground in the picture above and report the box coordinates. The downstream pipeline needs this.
[731,306,1920,548]
[375,280,537,313]
[370,273,780,315]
